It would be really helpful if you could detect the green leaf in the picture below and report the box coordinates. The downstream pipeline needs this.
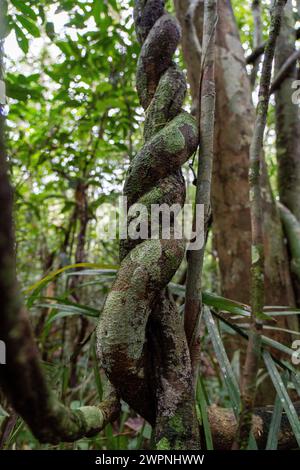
[25,263,118,294]
[16,14,40,38]
[45,21,55,40]
[261,336,295,357]
[11,0,37,20]
[14,23,29,53]
[196,378,214,450]
[37,302,99,322]
[204,308,258,449]
[92,0,105,26]
[266,371,288,450]
[55,41,73,56]
[44,309,95,325]
[266,393,283,450]
[24,263,118,308]
[169,283,251,317]
[263,351,300,447]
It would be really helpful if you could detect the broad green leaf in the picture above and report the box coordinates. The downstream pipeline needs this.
[92,0,105,26]
[16,14,40,38]
[11,0,37,20]
[45,22,55,40]
[44,309,96,325]
[14,23,29,53]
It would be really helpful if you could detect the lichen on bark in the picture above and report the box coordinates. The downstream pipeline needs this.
[96,0,200,449]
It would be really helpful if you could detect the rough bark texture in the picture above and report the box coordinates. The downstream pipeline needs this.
[96,0,200,449]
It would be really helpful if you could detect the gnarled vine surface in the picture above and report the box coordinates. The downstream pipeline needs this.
[96,0,200,449]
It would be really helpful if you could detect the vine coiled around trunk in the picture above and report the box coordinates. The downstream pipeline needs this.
[96,0,199,449]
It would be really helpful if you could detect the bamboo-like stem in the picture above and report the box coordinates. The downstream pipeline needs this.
[184,0,217,382]
[233,0,287,450]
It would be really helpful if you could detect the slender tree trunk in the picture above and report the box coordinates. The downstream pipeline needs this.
[275,0,300,306]
[234,0,287,449]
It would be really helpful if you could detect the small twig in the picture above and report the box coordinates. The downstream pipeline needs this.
[270,49,300,94]
[246,26,300,64]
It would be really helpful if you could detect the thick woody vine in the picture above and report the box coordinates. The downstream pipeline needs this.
[96,0,200,449]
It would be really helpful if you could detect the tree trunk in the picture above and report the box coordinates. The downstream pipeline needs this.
[175,0,296,314]
[275,0,300,306]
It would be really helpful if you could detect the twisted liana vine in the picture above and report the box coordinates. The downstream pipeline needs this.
[96,0,200,449]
